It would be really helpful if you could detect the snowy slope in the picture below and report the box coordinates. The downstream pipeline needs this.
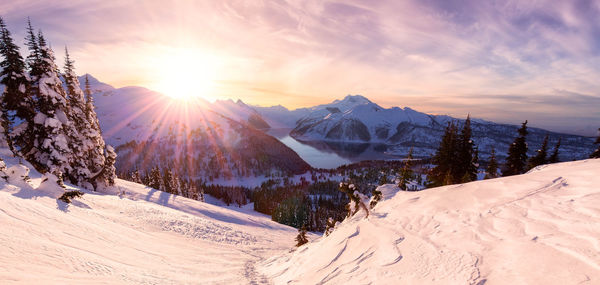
[261,159,600,284]
[0,148,300,284]
[82,75,269,146]
[212,99,271,130]
[80,75,310,177]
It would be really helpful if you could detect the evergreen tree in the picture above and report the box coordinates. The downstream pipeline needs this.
[484,147,499,179]
[458,115,477,182]
[162,167,174,193]
[324,217,336,237]
[130,168,142,183]
[99,145,117,187]
[27,30,73,182]
[528,134,548,170]
[83,75,107,179]
[62,47,91,185]
[199,186,205,202]
[548,138,561,163]
[295,225,308,247]
[502,121,529,176]
[148,166,162,190]
[429,122,459,186]
[398,147,414,190]
[378,173,388,185]
[0,17,35,155]
[369,188,382,208]
[24,18,41,80]
[590,128,600,159]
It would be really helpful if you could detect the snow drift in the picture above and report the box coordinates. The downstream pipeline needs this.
[261,159,600,284]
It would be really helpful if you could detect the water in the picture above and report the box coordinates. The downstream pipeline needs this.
[269,129,403,169]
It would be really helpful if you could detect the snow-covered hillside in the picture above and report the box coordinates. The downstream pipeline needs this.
[2,137,599,284]
[0,148,299,284]
[261,159,600,284]
[80,75,310,178]
[82,75,271,146]
[257,94,595,160]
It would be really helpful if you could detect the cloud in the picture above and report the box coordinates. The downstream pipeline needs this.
[1,0,599,135]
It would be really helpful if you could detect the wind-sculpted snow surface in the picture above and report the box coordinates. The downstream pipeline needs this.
[260,159,600,284]
[0,149,299,284]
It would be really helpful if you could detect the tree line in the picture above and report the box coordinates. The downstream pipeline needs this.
[428,117,599,187]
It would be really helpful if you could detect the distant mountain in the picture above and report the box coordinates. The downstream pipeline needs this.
[80,75,310,180]
[252,104,311,129]
[255,95,595,160]
[212,99,271,130]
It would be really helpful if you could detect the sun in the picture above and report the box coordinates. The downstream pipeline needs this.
[152,49,221,101]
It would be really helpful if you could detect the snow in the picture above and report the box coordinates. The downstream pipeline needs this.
[33,113,47,125]
[0,148,299,284]
[257,94,595,161]
[44,117,62,129]
[261,159,600,284]
[1,136,599,284]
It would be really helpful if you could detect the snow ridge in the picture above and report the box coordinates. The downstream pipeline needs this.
[261,159,600,284]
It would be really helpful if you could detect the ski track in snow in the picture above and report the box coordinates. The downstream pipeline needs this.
[0,151,299,284]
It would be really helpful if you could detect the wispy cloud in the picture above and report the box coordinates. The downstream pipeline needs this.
[1,0,599,135]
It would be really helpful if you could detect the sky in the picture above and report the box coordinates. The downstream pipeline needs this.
[1,0,599,136]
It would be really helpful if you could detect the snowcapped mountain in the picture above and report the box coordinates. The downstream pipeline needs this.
[252,104,311,129]
[212,99,271,130]
[256,95,595,160]
[291,95,434,142]
[261,159,600,284]
[80,75,310,178]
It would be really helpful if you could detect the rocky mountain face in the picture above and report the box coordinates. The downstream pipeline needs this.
[256,95,595,160]
[81,75,310,180]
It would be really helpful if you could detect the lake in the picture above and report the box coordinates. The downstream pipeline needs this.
[269,129,405,169]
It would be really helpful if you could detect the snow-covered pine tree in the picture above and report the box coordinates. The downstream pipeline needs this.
[528,134,548,170]
[484,147,499,179]
[199,187,205,202]
[99,145,116,187]
[62,47,91,185]
[369,188,382,208]
[82,75,104,166]
[130,168,142,183]
[0,17,35,156]
[502,121,529,176]
[590,128,600,159]
[162,168,174,193]
[548,138,561,163]
[27,30,73,182]
[324,218,336,237]
[83,74,116,189]
[148,166,162,190]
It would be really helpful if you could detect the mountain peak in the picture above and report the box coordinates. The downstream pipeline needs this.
[334,94,372,105]
[236,99,247,106]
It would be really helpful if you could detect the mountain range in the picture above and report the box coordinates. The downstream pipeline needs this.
[254,95,596,160]
[81,75,310,181]
[78,76,595,180]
